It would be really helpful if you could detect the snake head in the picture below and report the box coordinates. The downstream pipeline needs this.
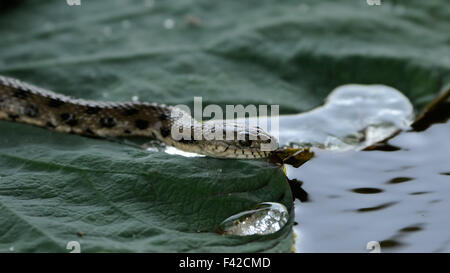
[170,122,279,159]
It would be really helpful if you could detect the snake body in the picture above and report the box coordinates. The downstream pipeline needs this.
[0,75,277,158]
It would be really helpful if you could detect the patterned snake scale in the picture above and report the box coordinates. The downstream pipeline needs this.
[0,75,278,159]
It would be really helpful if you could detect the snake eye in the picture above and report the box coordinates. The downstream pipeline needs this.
[239,140,253,147]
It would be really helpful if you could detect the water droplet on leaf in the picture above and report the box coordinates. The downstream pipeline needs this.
[217,202,289,236]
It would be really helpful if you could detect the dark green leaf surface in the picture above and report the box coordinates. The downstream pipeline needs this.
[0,123,293,252]
[0,0,448,252]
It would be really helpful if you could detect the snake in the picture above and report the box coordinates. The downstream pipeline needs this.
[0,75,278,159]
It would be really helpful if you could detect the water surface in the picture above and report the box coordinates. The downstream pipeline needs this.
[291,122,450,252]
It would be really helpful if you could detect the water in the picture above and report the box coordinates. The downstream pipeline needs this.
[218,202,289,236]
[291,122,450,252]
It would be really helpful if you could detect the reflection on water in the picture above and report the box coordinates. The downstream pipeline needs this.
[386,177,414,184]
[351,188,384,194]
[290,122,450,252]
